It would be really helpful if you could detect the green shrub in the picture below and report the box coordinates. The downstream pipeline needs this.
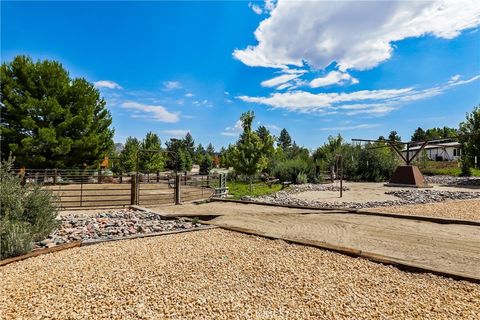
[0,158,58,259]
[272,158,314,183]
[0,220,33,259]
[345,148,397,182]
[296,172,308,184]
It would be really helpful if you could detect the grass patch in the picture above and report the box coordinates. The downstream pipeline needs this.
[418,161,480,176]
[227,181,283,199]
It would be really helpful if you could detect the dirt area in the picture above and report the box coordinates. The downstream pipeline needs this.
[369,199,480,221]
[1,229,478,319]
[290,182,480,203]
[160,202,480,279]
[47,183,209,209]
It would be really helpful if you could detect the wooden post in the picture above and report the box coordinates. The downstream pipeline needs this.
[131,174,137,205]
[119,172,123,184]
[156,171,160,182]
[175,174,181,205]
[53,169,57,185]
[184,172,187,186]
[97,169,102,183]
[340,155,343,198]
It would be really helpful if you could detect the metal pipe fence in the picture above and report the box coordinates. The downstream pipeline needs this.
[11,169,214,209]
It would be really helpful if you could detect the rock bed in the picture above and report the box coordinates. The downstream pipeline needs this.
[2,229,479,319]
[243,185,480,209]
[425,175,480,186]
[35,209,199,249]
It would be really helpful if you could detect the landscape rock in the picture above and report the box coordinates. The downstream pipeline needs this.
[425,175,480,186]
[35,209,200,247]
[242,183,480,209]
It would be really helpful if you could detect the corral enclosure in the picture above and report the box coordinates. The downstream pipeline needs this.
[16,169,213,209]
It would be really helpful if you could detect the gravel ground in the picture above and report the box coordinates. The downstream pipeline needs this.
[425,175,480,186]
[1,229,479,319]
[35,209,198,249]
[369,199,480,221]
[243,185,480,209]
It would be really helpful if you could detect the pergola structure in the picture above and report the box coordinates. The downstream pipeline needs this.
[351,138,436,188]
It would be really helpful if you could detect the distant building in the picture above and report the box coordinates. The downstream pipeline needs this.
[402,140,462,161]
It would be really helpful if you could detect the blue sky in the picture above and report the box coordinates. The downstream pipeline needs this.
[2,1,479,150]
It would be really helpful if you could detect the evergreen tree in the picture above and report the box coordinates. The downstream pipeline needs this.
[194,144,206,165]
[206,143,215,155]
[411,127,427,141]
[165,138,192,172]
[119,137,140,172]
[184,132,195,159]
[277,128,292,151]
[459,105,480,174]
[219,144,236,169]
[388,130,401,142]
[140,132,165,173]
[256,126,275,158]
[199,154,213,175]
[0,55,114,168]
[232,111,268,190]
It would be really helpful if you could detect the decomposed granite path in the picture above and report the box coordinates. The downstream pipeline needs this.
[161,202,480,280]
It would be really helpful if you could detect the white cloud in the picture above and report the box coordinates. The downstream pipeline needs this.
[94,80,122,89]
[221,120,243,136]
[449,74,461,83]
[319,124,381,131]
[121,101,179,123]
[261,73,301,87]
[310,71,358,88]
[161,129,189,137]
[192,99,213,107]
[237,75,479,116]
[185,92,194,97]
[448,74,480,86]
[249,2,263,15]
[234,0,480,71]
[276,83,292,90]
[163,81,182,90]
[264,124,280,131]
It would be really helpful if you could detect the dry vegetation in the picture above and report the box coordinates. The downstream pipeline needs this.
[1,229,479,319]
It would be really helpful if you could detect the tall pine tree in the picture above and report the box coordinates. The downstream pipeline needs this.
[1,56,114,168]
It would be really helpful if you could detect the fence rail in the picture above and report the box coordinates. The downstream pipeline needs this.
[13,168,214,209]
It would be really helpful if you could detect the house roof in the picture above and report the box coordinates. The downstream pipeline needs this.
[402,141,461,152]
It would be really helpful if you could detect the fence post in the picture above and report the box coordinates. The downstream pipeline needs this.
[131,174,137,205]
[53,169,57,185]
[98,169,102,184]
[184,172,187,185]
[119,172,123,184]
[156,171,160,182]
[80,174,84,207]
[175,174,181,205]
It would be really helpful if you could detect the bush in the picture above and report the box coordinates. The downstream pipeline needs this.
[296,172,308,184]
[0,158,58,259]
[272,158,314,183]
